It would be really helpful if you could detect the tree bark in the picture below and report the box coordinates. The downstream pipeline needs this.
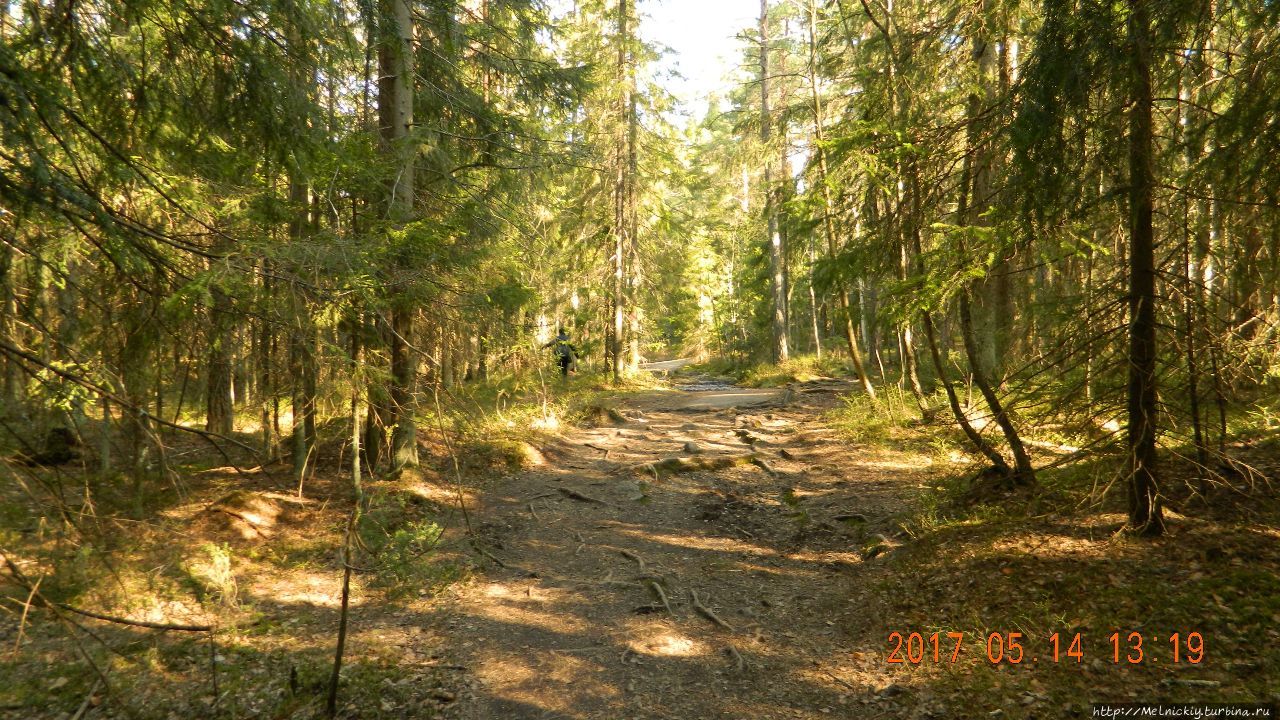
[922,311,1009,472]
[761,0,789,363]
[205,263,234,436]
[1125,0,1163,535]
[379,0,418,473]
[611,0,630,381]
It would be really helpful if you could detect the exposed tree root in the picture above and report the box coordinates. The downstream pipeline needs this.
[749,457,778,477]
[726,644,746,671]
[690,589,734,630]
[647,580,673,614]
[620,454,760,477]
[620,549,646,572]
[557,487,612,506]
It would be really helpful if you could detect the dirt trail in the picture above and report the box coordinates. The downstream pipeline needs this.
[426,377,935,719]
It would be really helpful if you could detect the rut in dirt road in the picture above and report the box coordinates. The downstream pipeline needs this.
[424,378,935,720]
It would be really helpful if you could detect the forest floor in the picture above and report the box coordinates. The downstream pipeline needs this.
[2,370,1279,719]
[423,374,925,719]
[391,372,1280,719]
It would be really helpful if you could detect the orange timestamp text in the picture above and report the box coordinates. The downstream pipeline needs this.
[886,631,1205,665]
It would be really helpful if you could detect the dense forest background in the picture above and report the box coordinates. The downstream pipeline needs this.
[2,0,1280,717]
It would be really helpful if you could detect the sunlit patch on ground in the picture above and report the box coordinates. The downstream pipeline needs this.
[616,528,781,556]
[630,630,709,657]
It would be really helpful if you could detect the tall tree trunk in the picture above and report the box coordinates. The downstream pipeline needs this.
[0,244,19,413]
[206,262,234,436]
[761,0,789,363]
[1176,58,1207,471]
[967,5,1005,380]
[363,315,388,473]
[258,269,277,460]
[55,256,85,434]
[884,180,928,414]
[807,0,874,396]
[923,310,1009,472]
[379,0,418,473]
[389,309,417,471]
[1125,0,1163,535]
[807,239,822,359]
[951,4,1033,483]
[626,10,641,372]
[287,160,314,482]
[290,322,309,489]
[611,0,630,381]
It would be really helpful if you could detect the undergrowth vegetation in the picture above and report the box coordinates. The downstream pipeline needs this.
[805,364,1280,713]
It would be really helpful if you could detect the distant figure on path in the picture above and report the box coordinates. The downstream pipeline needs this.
[544,328,577,378]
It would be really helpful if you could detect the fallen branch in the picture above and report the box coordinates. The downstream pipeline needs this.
[3,557,211,632]
[749,457,778,477]
[583,443,612,459]
[60,605,213,633]
[69,678,102,720]
[690,590,734,631]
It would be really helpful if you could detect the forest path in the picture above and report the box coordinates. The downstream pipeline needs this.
[427,376,933,719]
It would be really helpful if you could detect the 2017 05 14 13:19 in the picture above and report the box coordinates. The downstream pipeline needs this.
[885,631,1205,665]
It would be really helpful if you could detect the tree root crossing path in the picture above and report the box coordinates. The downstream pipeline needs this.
[426,375,934,719]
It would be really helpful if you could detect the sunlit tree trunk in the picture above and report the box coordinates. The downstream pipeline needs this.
[761,0,788,363]
[611,0,630,381]
[626,4,641,371]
